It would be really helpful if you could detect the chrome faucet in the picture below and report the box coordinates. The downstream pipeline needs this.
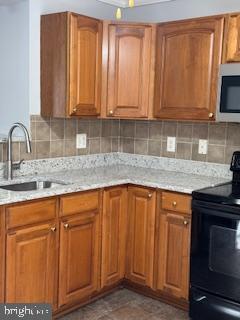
[6,123,32,180]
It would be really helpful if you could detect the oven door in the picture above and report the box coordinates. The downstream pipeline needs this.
[191,200,240,303]
[216,63,240,122]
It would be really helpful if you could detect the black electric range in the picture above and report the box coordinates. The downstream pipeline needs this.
[190,151,240,320]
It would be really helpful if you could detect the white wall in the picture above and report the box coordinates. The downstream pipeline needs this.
[29,0,117,115]
[0,0,29,136]
[124,0,240,22]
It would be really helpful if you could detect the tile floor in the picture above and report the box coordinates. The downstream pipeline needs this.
[60,289,189,320]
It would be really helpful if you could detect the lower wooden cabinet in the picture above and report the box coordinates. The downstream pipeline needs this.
[155,192,191,300]
[126,186,156,288]
[101,187,128,288]
[6,223,58,308]
[58,209,101,307]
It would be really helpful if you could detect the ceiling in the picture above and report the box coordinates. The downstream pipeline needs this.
[97,0,173,7]
[0,0,23,6]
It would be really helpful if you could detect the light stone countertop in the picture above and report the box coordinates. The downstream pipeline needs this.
[0,164,229,206]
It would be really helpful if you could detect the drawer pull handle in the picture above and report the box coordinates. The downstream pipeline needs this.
[183,220,189,226]
[50,227,56,232]
[148,193,152,199]
[172,201,177,207]
[64,223,69,229]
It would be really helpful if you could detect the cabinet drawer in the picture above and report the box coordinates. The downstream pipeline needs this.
[161,191,191,214]
[60,190,100,217]
[6,199,57,230]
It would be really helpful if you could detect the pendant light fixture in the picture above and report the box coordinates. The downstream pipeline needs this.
[116,0,135,20]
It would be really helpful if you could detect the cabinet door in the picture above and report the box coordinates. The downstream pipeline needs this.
[223,14,240,62]
[156,212,191,300]
[69,13,102,116]
[105,23,152,118]
[58,210,100,307]
[126,186,156,288]
[6,223,58,308]
[101,187,127,288]
[154,16,224,120]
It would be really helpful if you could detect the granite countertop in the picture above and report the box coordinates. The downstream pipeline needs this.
[0,164,229,206]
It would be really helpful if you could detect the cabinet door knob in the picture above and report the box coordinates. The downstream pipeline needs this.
[50,227,56,232]
[109,110,114,116]
[64,223,69,229]
[172,201,177,207]
[148,193,152,199]
[209,112,214,118]
[72,107,77,114]
[183,220,189,226]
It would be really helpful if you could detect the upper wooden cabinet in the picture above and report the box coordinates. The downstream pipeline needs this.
[102,22,155,118]
[41,12,102,118]
[223,13,240,62]
[126,186,156,288]
[154,16,224,121]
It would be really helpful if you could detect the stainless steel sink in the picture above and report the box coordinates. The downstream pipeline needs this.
[0,180,67,192]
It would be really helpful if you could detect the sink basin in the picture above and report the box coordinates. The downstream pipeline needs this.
[0,180,67,192]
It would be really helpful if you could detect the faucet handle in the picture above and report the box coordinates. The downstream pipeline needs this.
[12,159,24,170]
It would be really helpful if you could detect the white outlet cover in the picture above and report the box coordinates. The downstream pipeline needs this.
[198,139,208,155]
[76,134,87,149]
[167,136,176,153]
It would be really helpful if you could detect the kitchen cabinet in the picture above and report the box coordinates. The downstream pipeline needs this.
[223,13,240,62]
[5,200,58,308]
[154,16,224,121]
[155,192,191,300]
[6,223,58,308]
[58,192,101,307]
[102,22,154,118]
[101,187,128,288]
[126,186,156,288]
[0,208,5,303]
[41,12,102,118]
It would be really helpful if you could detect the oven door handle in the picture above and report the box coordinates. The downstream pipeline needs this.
[193,295,207,302]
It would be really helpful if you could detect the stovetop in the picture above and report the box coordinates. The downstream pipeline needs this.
[192,181,240,205]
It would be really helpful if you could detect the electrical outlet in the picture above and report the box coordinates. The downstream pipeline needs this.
[198,139,208,155]
[76,134,87,149]
[167,137,176,152]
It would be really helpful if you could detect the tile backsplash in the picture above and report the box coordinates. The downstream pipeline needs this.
[0,116,239,165]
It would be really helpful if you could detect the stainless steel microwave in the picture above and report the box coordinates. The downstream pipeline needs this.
[216,63,240,122]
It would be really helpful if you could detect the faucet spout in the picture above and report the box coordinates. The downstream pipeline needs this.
[6,123,32,180]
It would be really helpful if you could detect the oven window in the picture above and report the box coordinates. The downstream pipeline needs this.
[220,76,240,113]
[209,225,240,279]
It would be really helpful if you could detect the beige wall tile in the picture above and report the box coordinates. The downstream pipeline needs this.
[111,138,119,152]
[89,138,101,154]
[121,138,134,153]
[120,121,135,138]
[64,140,77,157]
[89,120,101,138]
[50,119,64,140]
[65,119,77,139]
[35,121,50,141]
[35,141,50,159]
[177,123,193,142]
[50,140,64,158]
[101,137,112,153]
[135,139,148,155]
[209,123,226,145]
[192,123,208,142]
[207,145,225,164]
[162,121,177,140]
[102,120,112,137]
[148,140,161,156]
[192,143,207,162]
[149,121,162,140]
[111,120,120,137]
[176,142,192,160]
[226,123,240,146]
[161,141,176,158]
[135,121,149,139]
